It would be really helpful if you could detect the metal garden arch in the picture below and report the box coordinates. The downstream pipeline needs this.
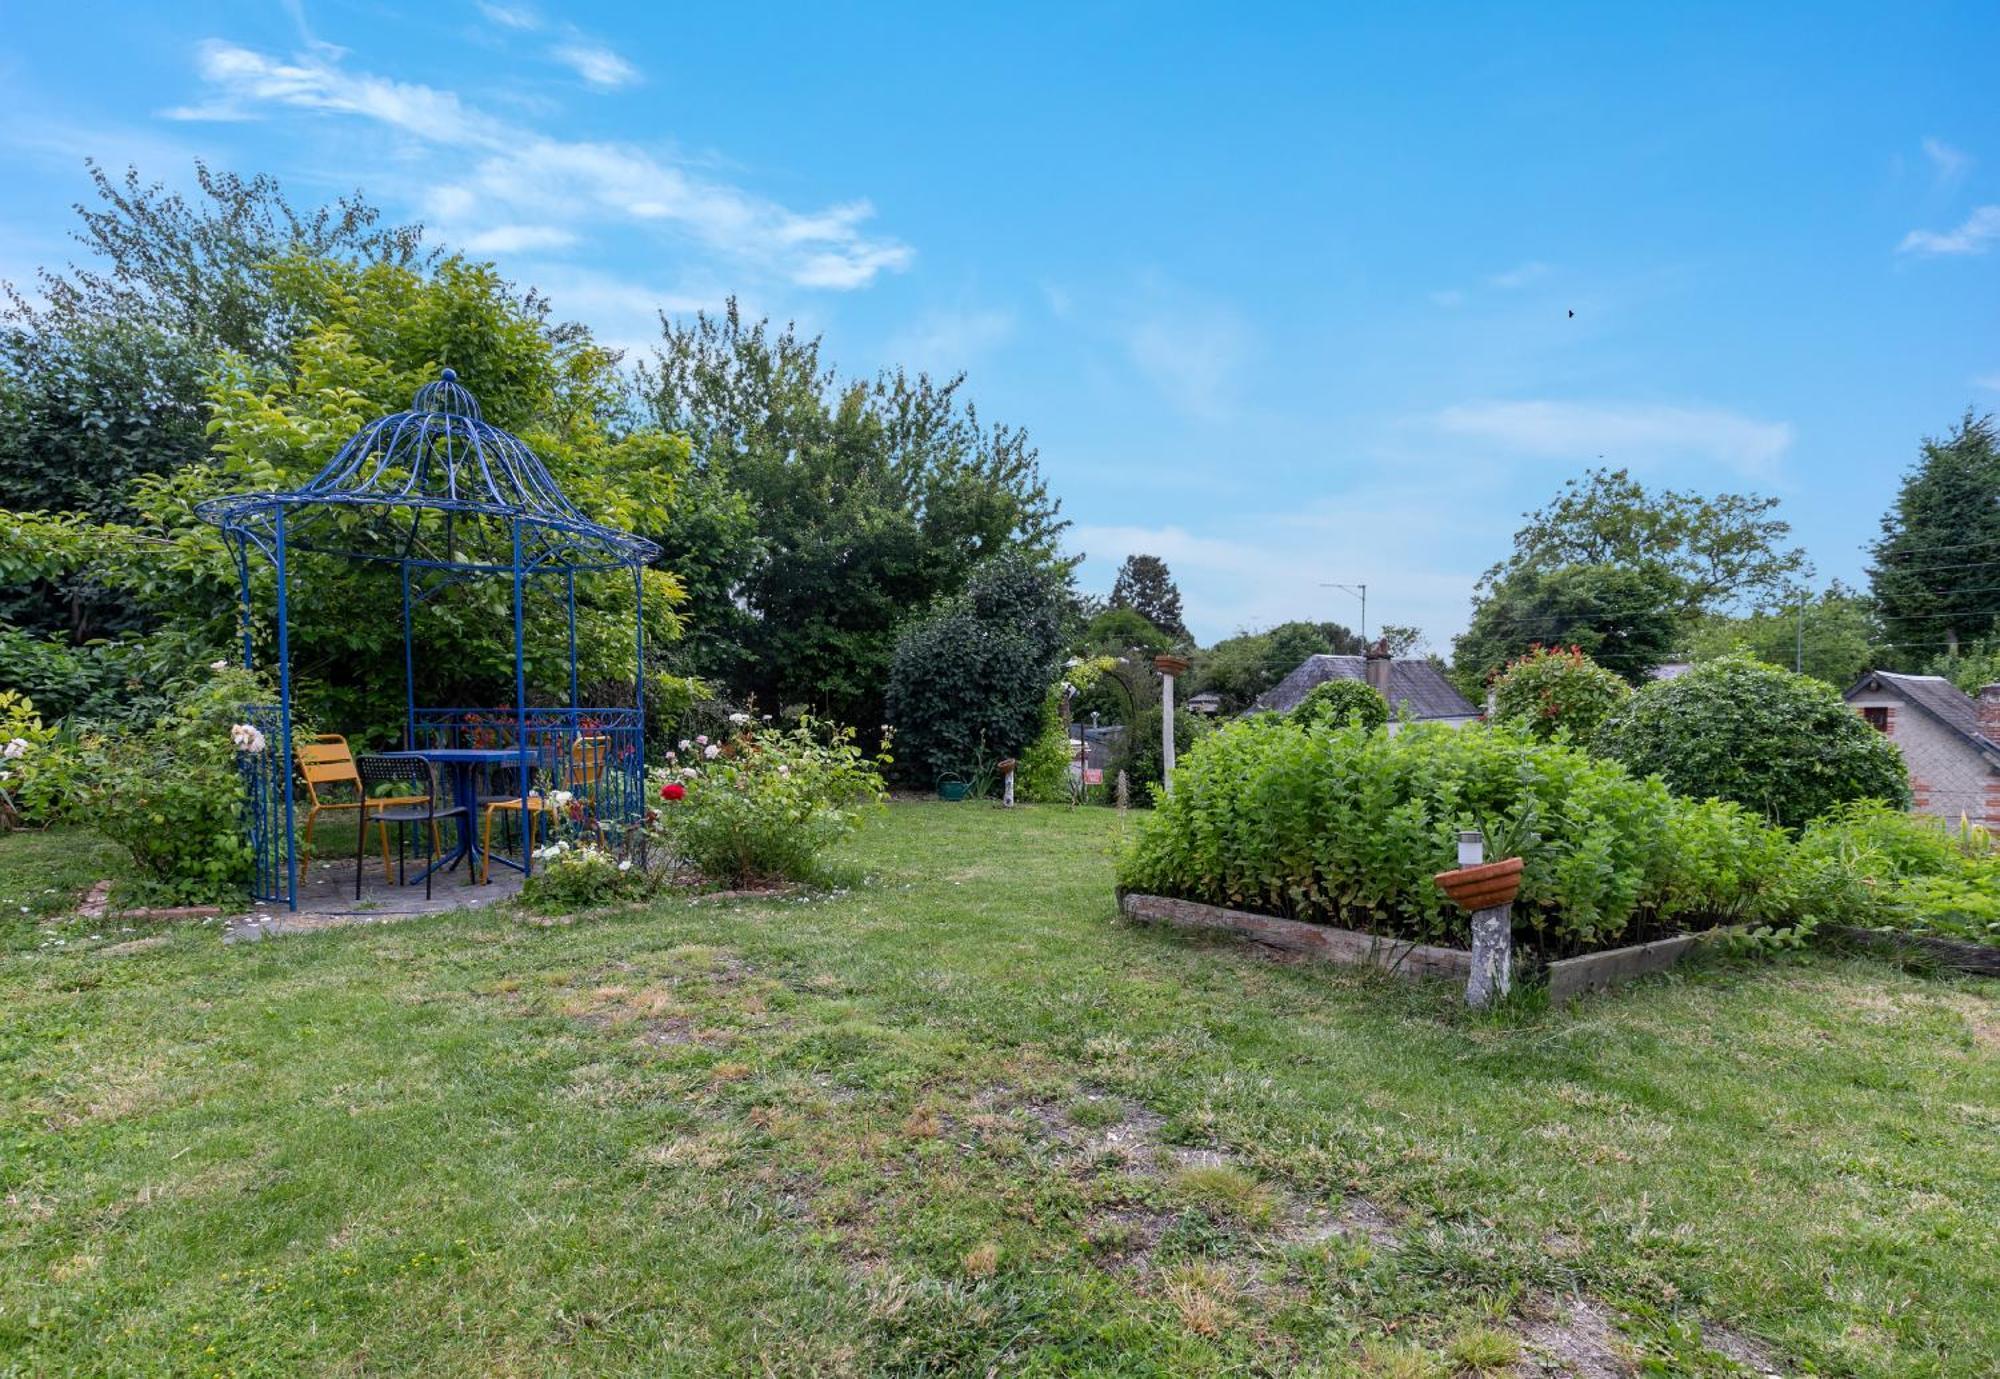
[198,369,660,910]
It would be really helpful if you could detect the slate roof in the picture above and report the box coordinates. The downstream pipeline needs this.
[1845,670,1999,760]
[1254,655,1480,721]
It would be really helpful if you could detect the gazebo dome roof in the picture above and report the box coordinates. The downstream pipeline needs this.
[198,369,660,574]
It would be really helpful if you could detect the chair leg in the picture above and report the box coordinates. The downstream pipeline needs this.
[354,810,365,900]
[379,821,395,884]
[423,816,433,901]
[480,808,495,885]
[303,806,318,866]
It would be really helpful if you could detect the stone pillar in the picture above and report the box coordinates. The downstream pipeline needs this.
[1154,655,1190,797]
[998,758,1016,808]
[1457,830,1513,1009]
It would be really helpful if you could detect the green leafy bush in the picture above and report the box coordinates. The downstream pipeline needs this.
[87,665,271,903]
[1793,802,2000,945]
[651,716,887,887]
[884,552,1072,786]
[0,690,72,826]
[1596,656,1909,831]
[1653,797,1799,927]
[1113,702,1213,803]
[1290,678,1389,731]
[1119,718,1695,948]
[520,840,653,912]
[1489,645,1630,743]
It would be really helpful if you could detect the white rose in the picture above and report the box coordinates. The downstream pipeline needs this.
[704,743,721,759]
[778,764,790,777]
[695,734,709,746]
[209,659,231,673]
[549,790,574,808]
[618,859,632,872]
[678,739,691,751]
[728,712,750,726]
[230,723,267,755]
[2,737,27,759]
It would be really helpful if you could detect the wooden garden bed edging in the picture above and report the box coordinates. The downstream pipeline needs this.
[1825,924,2000,977]
[1545,933,1699,1000]
[1119,891,1713,995]
[1118,892,1470,980]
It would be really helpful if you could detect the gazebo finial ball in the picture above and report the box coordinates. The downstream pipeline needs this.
[439,367,457,382]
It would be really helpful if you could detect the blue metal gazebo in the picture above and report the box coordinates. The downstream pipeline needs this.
[198,369,661,910]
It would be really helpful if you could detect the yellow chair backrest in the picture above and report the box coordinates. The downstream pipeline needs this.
[570,735,610,789]
[298,734,360,801]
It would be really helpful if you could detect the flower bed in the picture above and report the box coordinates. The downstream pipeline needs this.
[1117,718,1800,961]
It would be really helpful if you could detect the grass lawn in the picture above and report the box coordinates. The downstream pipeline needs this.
[1,803,1995,1377]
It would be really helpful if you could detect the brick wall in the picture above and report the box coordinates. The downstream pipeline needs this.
[1849,692,1996,826]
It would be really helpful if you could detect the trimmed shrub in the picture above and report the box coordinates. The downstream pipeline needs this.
[1118,718,1689,948]
[1595,656,1910,831]
[1490,645,1630,743]
[884,553,1070,786]
[1291,678,1389,731]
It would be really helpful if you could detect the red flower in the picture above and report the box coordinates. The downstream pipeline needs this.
[661,782,686,801]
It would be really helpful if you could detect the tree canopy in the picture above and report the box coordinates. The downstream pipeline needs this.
[1108,554,1188,641]
[1483,467,1809,621]
[1191,619,1363,714]
[1452,563,1682,688]
[640,301,1068,727]
[1869,413,2000,662]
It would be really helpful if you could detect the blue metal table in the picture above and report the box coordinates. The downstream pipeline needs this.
[389,747,534,882]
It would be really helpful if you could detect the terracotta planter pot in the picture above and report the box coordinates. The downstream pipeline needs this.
[1153,654,1191,676]
[996,758,1017,774]
[1432,856,1523,912]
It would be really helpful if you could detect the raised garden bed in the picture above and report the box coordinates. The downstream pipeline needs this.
[1119,891,1707,996]
[1825,924,2000,977]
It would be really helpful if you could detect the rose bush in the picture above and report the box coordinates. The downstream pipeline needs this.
[651,716,887,886]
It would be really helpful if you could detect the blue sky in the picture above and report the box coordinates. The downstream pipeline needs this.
[3,2,1997,646]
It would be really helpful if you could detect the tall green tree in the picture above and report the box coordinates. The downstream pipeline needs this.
[1685,582,1881,687]
[0,161,423,642]
[1453,563,1682,688]
[1484,467,1809,621]
[1108,554,1188,640]
[1869,413,2000,663]
[640,301,1067,726]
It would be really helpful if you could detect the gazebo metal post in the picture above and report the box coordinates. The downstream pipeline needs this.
[400,563,416,749]
[634,566,645,734]
[512,518,531,877]
[274,512,299,911]
[566,570,580,709]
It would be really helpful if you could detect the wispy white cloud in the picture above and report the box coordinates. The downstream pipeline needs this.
[552,42,638,90]
[165,40,911,290]
[457,223,577,253]
[1428,288,1465,308]
[1898,205,2000,256]
[1922,136,1971,186]
[1067,494,1492,645]
[1487,261,1550,290]
[886,307,1016,374]
[1435,400,1794,478]
[476,1,539,30]
[1975,373,2000,393]
[1125,300,1252,421]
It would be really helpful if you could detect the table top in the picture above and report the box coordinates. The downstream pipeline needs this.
[392,747,525,763]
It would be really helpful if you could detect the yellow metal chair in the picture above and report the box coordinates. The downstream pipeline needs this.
[299,734,433,879]
[297,735,365,864]
[479,735,610,882]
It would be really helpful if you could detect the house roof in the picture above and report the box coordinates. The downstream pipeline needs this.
[1844,670,1999,763]
[1254,655,1479,720]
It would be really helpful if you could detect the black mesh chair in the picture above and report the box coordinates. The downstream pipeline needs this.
[354,755,469,900]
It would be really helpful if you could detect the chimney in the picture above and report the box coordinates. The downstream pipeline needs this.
[1979,684,2000,743]
[1364,637,1392,696]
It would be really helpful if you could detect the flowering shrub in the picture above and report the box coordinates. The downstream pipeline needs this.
[1489,645,1631,744]
[520,838,652,912]
[89,665,272,903]
[0,690,71,825]
[651,716,886,886]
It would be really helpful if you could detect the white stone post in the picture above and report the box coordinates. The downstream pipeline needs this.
[1154,655,1189,798]
[1460,829,1513,1008]
[999,759,1016,808]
